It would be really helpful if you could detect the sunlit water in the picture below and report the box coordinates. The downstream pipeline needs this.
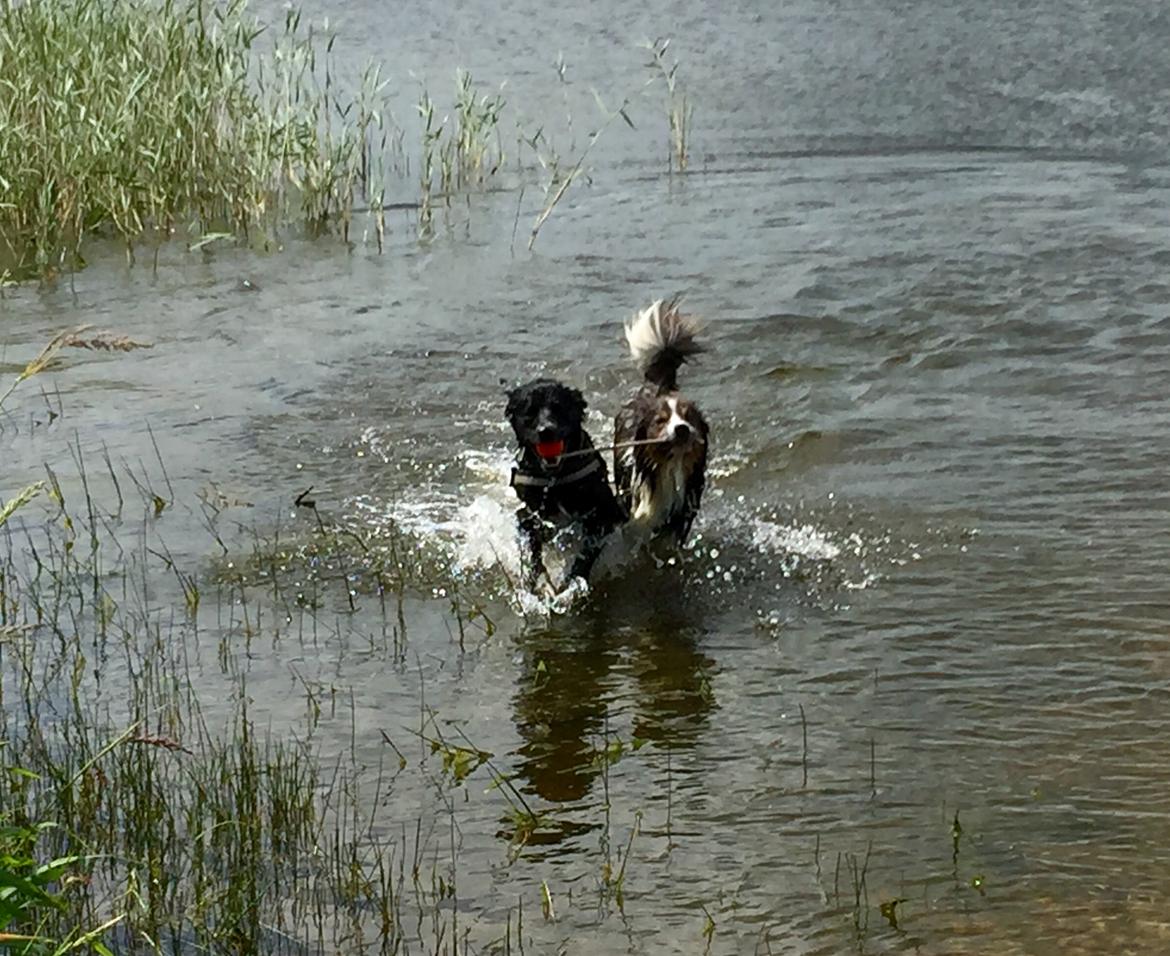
[4,0,1170,951]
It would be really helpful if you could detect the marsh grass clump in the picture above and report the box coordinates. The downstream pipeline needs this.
[416,70,506,236]
[450,70,507,191]
[0,0,389,282]
[0,476,441,952]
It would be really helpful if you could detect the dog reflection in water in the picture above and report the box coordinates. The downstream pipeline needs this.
[510,589,717,832]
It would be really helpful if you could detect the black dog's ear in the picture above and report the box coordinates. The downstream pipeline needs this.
[504,383,524,419]
[567,386,587,417]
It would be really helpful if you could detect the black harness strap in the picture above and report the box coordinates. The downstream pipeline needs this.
[511,456,602,490]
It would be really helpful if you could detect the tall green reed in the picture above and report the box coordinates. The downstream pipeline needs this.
[642,38,693,172]
[415,71,505,237]
[0,0,389,281]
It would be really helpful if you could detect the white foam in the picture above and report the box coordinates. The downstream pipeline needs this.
[450,494,523,575]
[356,447,611,612]
[349,437,895,613]
[708,449,749,479]
[750,519,841,561]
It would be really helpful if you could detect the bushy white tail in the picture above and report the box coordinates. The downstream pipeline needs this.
[624,298,703,391]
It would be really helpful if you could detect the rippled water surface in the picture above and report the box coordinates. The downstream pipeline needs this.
[5,0,1170,952]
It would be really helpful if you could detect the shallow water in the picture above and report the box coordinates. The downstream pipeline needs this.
[5,0,1170,951]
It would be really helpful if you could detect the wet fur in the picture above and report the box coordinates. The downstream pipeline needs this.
[505,379,625,590]
[614,299,709,544]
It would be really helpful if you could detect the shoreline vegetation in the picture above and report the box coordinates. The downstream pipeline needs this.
[2,329,696,953]
[0,0,391,283]
[0,0,694,284]
[0,332,667,952]
[0,345,515,954]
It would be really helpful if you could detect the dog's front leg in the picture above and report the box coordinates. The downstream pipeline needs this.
[561,514,615,589]
[563,539,602,588]
[517,507,546,591]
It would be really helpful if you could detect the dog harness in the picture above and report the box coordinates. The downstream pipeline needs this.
[510,456,602,489]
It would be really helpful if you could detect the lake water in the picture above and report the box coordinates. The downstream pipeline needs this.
[4,0,1170,952]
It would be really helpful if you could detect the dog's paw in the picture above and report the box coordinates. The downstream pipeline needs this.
[549,575,589,615]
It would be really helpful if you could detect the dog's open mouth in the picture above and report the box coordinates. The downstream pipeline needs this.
[534,439,565,462]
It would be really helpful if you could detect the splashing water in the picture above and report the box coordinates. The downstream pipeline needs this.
[750,518,842,562]
[345,433,909,619]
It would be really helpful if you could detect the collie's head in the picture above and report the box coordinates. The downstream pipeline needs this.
[505,378,587,466]
[635,394,707,471]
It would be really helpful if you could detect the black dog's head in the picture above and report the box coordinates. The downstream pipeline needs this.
[505,378,587,466]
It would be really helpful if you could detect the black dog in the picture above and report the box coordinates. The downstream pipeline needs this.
[505,379,626,591]
[614,299,709,544]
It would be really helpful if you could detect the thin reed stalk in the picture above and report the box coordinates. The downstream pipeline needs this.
[642,38,694,172]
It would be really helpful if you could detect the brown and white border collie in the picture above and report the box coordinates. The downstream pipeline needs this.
[613,298,709,544]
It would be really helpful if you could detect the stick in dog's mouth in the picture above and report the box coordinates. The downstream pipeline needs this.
[557,436,675,460]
